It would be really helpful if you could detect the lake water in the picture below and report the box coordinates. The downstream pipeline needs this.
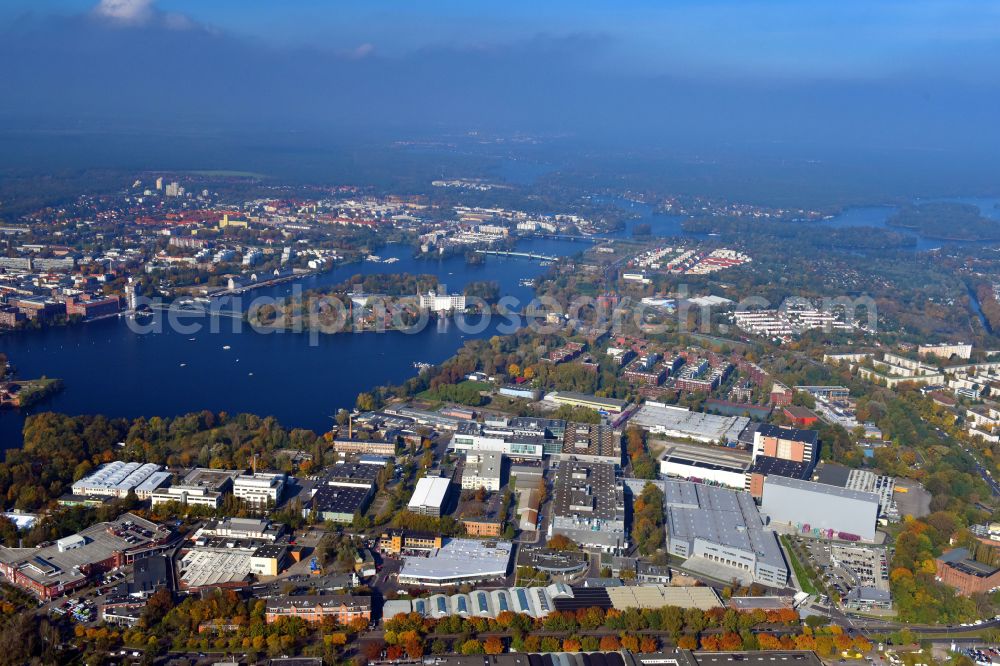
[821,198,1000,250]
[0,236,583,448]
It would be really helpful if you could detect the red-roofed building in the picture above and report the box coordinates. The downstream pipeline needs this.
[783,405,819,427]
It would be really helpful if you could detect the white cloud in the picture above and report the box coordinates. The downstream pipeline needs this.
[349,43,376,59]
[163,12,198,31]
[93,0,155,25]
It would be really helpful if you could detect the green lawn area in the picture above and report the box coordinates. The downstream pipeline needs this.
[781,535,820,596]
[416,380,492,406]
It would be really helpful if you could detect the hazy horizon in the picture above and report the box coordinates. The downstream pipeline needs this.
[2,0,1000,202]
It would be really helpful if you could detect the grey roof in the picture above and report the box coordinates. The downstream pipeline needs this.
[847,586,891,602]
[813,461,853,487]
[663,479,785,571]
[552,461,624,522]
[398,538,512,582]
[0,514,171,590]
[660,440,752,472]
[631,402,749,442]
[265,594,371,613]
[756,424,818,444]
[561,423,619,459]
[551,391,627,408]
[516,548,588,573]
[312,485,371,515]
[464,451,504,483]
[323,461,381,485]
[509,417,566,434]
[764,475,880,503]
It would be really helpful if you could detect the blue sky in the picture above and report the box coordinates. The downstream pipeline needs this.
[6,0,1000,79]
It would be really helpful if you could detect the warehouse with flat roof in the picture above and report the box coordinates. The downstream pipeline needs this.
[549,461,627,552]
[661,479,788,586]
[761,476,879,542]
[630,402,749,444]
[545,391,628,414]
[559,423,620,465]
[179,550,254,590]
[311,485,374,523]
[752,424,818,464]
[658,441,752,489]
[397,538,513,587]
[408,477,452,516]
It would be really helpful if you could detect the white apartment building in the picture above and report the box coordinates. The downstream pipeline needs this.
[233,472,287,507]
[418,291,466,311]
[150,485,224,508]
[461,452,503,492]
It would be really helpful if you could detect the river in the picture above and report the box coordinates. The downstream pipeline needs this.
[597,196,1000,250]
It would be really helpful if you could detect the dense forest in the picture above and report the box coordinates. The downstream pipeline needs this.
[888,202,1000,241]
[682,216,917,250]
[0,411,322,546]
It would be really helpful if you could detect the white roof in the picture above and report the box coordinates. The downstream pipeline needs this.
[399,539,513,583]
[72,461,166,494]
[408,477,451,511]
[135,471,172,493]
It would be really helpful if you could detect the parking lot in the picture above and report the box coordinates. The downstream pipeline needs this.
[794,537,890,602]
[44,567,134,626]
[950,646,1000,665]
[831,544,890,590]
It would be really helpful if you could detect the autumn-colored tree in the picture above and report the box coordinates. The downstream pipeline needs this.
[814,636,836,656]
[361,640,384,660]
[461,639,484,655]
[600,635,621,651]
[562,638,582,652]
[678,635,699,650]
[484,637,504,655]
[700,635,720,651]
[640,637,658,653]
[386,645,405,661]
[540,637,561,652]
[621,635,639,651]
[546,534,576,550]
[719,633,744,651]
[834,634,853,651]
[794,635,817,651]
[757,634,782,650]
[404,638,425,659]
[397,630,420,645]
[495,611,516,627]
